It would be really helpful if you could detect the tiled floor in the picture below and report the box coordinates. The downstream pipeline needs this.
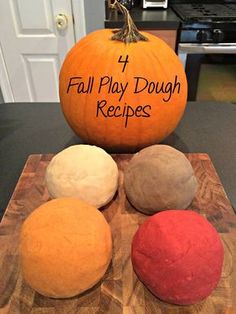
[197,64,236,102]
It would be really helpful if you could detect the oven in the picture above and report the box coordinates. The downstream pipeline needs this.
[171,2,236,101]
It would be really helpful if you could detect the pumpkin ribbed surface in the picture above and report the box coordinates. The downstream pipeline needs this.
[59,29,187,151]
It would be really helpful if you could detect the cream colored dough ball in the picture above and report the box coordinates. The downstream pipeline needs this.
[45,145,119,208]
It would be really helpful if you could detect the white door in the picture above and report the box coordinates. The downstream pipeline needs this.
[0,0,78,102]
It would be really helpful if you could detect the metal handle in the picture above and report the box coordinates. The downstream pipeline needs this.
[55,13,68,30]
[178,43,236,54]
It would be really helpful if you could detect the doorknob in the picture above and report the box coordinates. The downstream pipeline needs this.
[55,14,68,30]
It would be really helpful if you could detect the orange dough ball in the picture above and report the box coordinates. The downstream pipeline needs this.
[19,198,112,298]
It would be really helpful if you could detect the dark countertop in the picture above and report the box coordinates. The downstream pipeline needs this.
[105,6,181,30]
[0,101,236,218]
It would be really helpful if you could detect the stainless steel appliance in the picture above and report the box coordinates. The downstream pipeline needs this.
[171,3,236,100]
[143,0,168,9]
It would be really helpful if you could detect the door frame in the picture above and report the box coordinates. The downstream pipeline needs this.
[71,0,86,42]
[0,43,14,102]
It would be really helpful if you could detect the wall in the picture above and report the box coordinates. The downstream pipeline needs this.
[84,0,105,34]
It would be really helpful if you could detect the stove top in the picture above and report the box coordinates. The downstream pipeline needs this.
[171,3,236,43]
[172,3,236,22]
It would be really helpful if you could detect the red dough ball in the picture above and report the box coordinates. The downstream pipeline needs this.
[131,210,224,305]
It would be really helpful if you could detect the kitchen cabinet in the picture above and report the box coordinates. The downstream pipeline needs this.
[143,30,177,50]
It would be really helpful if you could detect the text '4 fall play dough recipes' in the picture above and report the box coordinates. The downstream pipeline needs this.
[66,72,181,128]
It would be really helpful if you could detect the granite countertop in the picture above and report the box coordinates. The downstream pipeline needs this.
[0,101,236,218]
[105,5,181,30]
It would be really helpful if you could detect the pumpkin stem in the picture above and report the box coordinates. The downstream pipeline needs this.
[110,0,148,43]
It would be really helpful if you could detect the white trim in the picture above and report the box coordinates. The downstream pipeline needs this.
[0,43,14,102]
[71,0,86,42]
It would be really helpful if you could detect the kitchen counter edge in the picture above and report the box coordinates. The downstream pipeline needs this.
[105,6,181,30]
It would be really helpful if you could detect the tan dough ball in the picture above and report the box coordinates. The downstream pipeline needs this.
[124,145,198,214]
[45,145,119,208]
[19,198,112,298]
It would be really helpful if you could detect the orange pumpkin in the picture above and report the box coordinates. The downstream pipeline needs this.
[59,2,187,151]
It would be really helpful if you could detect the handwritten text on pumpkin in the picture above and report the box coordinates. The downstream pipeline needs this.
[66,56,181,128]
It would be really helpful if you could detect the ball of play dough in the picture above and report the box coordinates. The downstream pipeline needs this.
[19,198,112,298]
[45,145,119,208]
[124,145,198,214]
[131,210,224,305]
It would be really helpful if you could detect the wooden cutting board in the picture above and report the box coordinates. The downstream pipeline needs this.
[0,153,236,314]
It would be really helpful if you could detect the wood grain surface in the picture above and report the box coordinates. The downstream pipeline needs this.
[0,153,236,314]
[145,30,177,51]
